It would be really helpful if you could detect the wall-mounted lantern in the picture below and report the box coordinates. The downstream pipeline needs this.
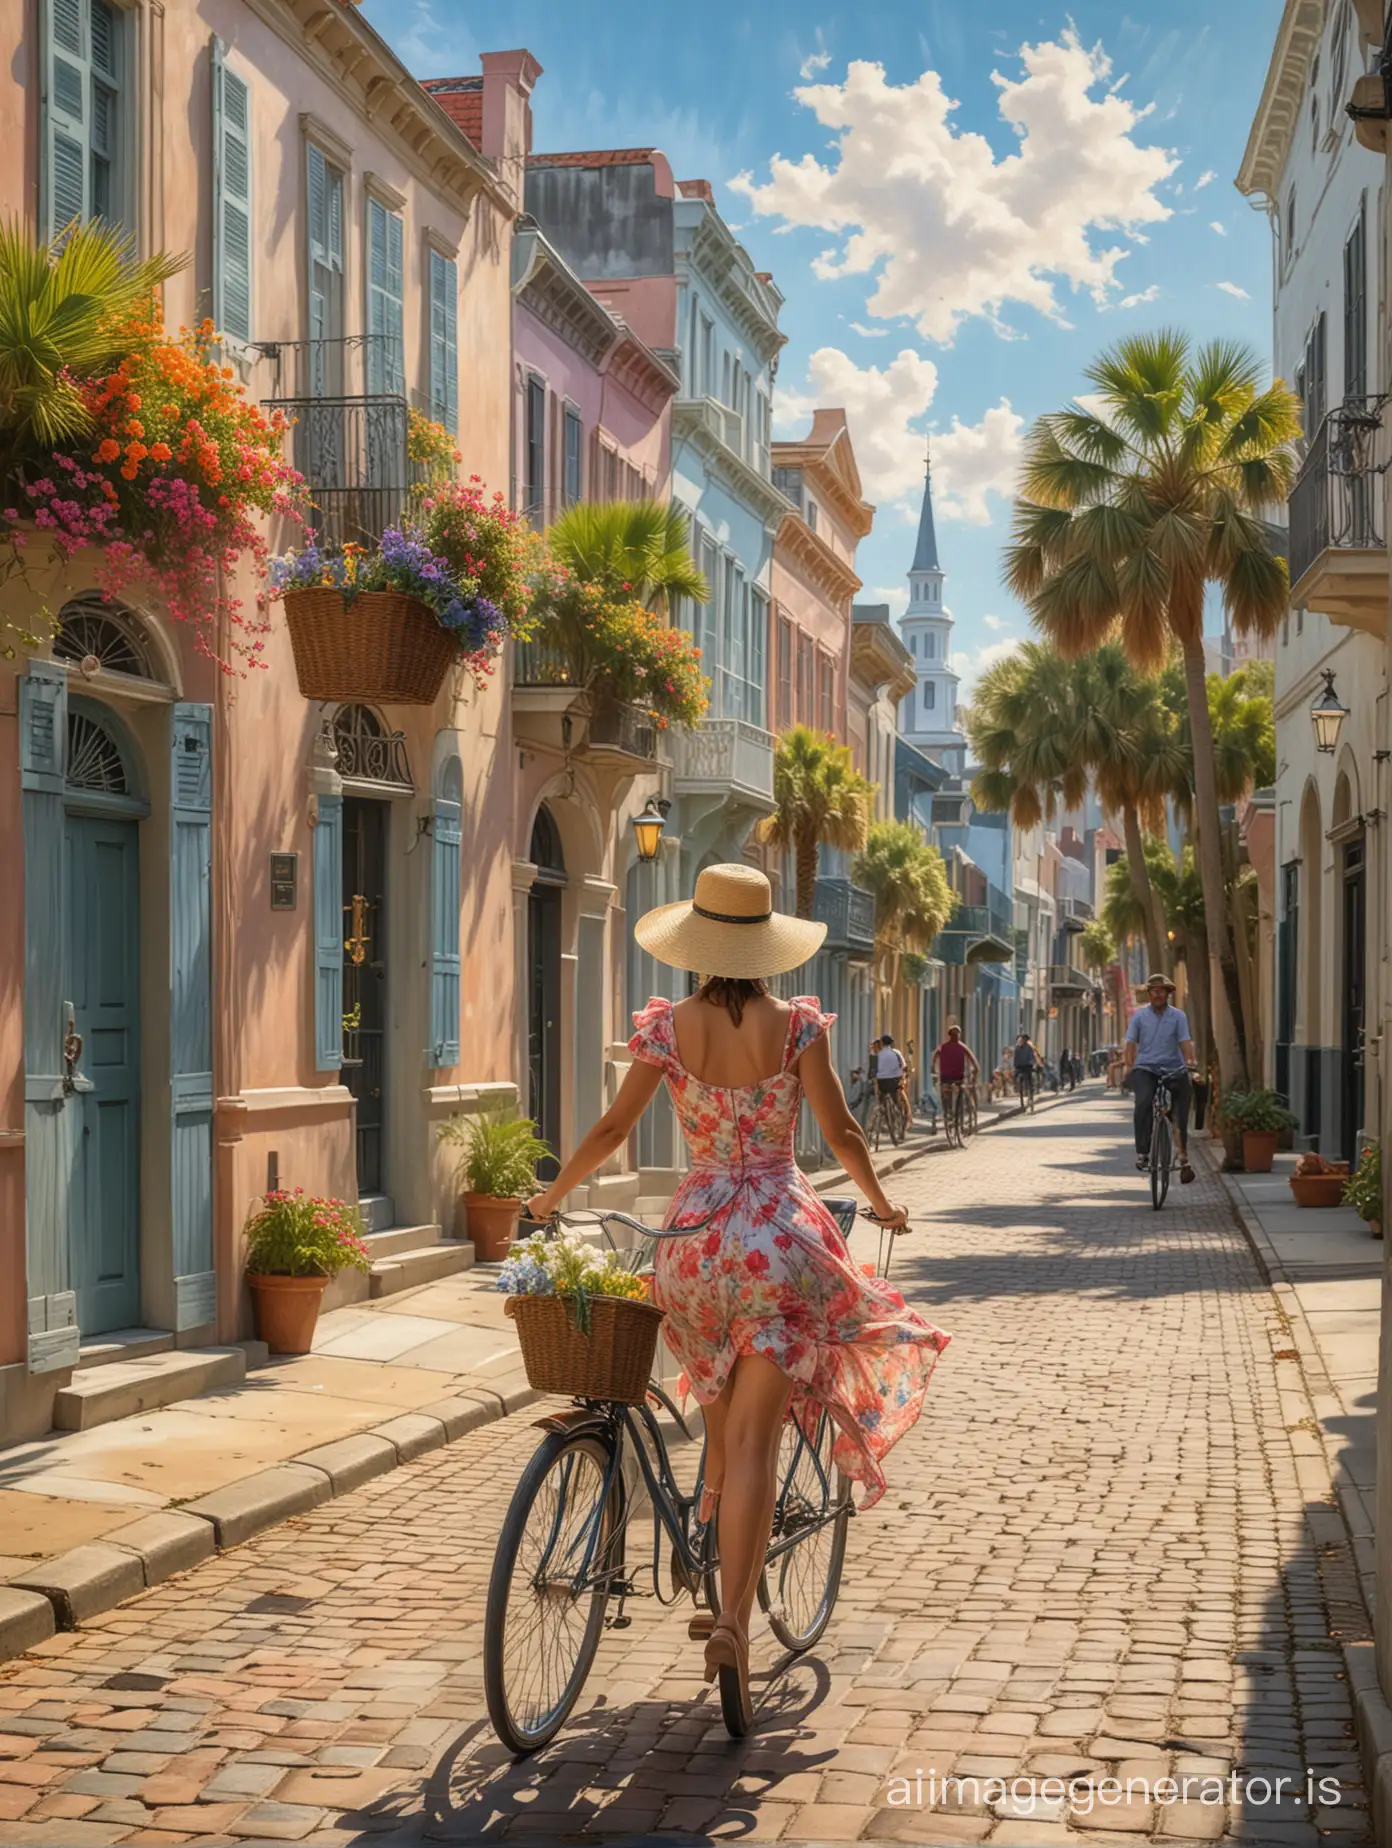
[1310,669,1349,755]
[631,797,671,864]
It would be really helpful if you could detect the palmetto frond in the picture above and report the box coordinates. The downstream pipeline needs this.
[852,820,954,949]
[546,499,709,611]
[757,726,873,916]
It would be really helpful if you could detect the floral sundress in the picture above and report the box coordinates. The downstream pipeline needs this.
[628,995,950,1509]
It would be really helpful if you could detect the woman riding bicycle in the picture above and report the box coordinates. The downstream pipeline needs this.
[523,864,949,1728]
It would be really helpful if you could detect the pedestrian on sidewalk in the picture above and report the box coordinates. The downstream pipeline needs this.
[523,864,949,1730]
[1059,1046,1075,1091]
[1124,973,1197,1184]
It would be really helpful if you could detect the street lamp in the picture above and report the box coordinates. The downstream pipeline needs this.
[631,797,670,864]
[1310,669,1349,755]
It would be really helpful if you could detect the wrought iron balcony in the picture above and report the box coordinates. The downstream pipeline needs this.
[1049,963,1097,998]
[585,697,656,766]
[813,877,877,958]
[259,336,421,547]
[1059,896,1094,932]
[513,638,580,688]
[936,903,1015,966]
[671,717,775,810]
[1288,395,1390,637]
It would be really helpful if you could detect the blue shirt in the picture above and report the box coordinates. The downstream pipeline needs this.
[1125,1003,1192,1072]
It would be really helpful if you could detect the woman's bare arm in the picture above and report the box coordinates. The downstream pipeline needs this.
[525,1058,665,1217]
[797,1033,906,1227]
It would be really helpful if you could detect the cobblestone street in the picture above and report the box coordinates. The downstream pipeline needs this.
[0,1088,1373,1847]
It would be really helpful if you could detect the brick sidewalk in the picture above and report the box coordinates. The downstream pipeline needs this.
[0,1087,1370,1845]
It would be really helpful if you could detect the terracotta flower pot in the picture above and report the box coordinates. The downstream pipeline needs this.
[464,1193,522,1262]
[248,1272,329,1355]
[1241,1130,1280,1173]
[1289,1174,1347,1209]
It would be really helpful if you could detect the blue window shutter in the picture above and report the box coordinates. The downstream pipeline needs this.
[43,0,90,239]
[429,762,462,1067]
[20,668,78,1373]
[211,41,253,343]
[170,704,215,1331]
[366,199,404,394]
[428,249,458,436]
[314,793,343,1071]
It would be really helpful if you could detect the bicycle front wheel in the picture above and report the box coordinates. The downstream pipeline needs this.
[961,1092,977,1143]
[943,1093,959,1148]
[1150,1112,1171,1210]
[758,1410,851,1652]
[888,1097,906,1146]
[484,1429,621,1755]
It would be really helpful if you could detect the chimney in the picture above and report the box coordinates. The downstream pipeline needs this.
[480,49,542,204]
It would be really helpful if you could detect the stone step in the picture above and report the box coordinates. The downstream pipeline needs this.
[52,1346,250,1433]
[321,1225,446,1311]
[368,1240,474,1299]
[363,1223,442,1262]
[75,1328,175,1372]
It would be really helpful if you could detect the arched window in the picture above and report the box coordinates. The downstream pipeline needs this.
[531,805,566,884]
[67,708,129,794]
[332,703,412,790]
[52,595,155,681]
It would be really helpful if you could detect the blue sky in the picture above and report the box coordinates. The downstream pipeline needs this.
[363,0,1279,692]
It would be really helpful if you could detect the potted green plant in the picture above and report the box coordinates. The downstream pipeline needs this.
[1344,1141,1382,1237]
[243,1189,369,1354]
[439,1109,553,1261]
[1220,1089,1298,1173]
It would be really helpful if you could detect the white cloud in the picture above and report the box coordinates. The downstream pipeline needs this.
[1216,280,1250,299]
[1209,220,1227,236]
[983,614,1007,631]
[799,30,832,81]
[1194,168,1217,190]
[849,321,889,338]
[773,346,939,504]
[1118,283,1159,309]
[931,401,1026,525]
[731,28,1178,344]
[773,347,1023,526]
[872,586,909,616]
[954,637,1024,701]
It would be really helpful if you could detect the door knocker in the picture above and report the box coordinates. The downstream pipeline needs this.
[344,893,370,966]
[61,1004,85,1098]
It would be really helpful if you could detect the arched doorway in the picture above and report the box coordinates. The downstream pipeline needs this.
[528,806,565,1177]
[62,698,147,1334]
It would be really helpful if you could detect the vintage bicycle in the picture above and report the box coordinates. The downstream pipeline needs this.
[941,1079,977,1149]
[1145,1066,1192,1210]
[483,1201,903,1754]
[866,1081,909,1150]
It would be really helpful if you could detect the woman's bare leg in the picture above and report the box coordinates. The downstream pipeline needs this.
[717,1352,793,1634]
[699,1381,732,1524]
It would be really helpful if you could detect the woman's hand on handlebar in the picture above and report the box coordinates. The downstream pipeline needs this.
[523,1194,558,1223]
[864,1202,910,1231]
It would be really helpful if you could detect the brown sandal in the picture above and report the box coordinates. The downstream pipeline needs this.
[704,1613,753,1735]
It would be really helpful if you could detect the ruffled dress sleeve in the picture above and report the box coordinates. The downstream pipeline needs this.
[786,996,837,1068]
[629,996,681,1082]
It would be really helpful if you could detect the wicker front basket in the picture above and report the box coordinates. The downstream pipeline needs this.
[283,588,458,705]
[506,1293,665,1406]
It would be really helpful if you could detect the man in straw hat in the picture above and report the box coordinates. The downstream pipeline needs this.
[1124,972,1197,1183]
[522,863,949,1732]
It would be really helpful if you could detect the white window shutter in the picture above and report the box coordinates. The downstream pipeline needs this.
[44,0,90,238]
[211,41,253,342]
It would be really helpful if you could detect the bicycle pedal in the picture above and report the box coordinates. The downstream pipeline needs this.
[607,1613,633,1629]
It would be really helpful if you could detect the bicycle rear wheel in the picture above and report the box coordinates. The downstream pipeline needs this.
[942,1093,959,1148]
[961,1091,977,1144]
[1150,1111,1171,1210]
[888,1094,906,1146]
[484,1429,620,1755]
[758,1409,851,1652]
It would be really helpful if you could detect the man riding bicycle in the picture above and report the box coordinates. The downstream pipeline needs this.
[876,1034,908,1127]
[931,1025,979,1106]
[1125,972,1196,1184]
[1012,1032,1042,1101]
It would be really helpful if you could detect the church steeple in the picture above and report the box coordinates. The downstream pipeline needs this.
[910,443,940,575]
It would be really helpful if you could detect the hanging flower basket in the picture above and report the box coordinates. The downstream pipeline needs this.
[283,587,458,705]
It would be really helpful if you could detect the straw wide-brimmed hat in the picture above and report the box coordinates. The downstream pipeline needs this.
[634,864,826,980]
[1144,972,1177,992]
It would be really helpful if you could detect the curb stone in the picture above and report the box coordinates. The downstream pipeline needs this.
[0,1368,544,1662]
[1199,1132,1392,1844]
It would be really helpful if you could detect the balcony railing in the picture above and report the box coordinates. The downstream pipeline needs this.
[1050,963,1096,998]
[1289,395,1390,590]
[513,638,580,687]
[259,336,420,547]
[672,718,775,808]
[586,697,656,764]
[1059,896,1094,932]
[813,877,876,957]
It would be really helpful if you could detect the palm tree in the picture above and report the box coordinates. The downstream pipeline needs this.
[853,820,954,982]
[545,499,709,615]
[756,726,875,918]
[967,639,1181,976]
[0,218,182,475]
[1079,919,1116,974]
[1005,330,1300,1092]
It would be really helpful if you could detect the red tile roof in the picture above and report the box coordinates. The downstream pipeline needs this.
[526,148,658,169]
[420,77,483,150]
[677,179,713,201]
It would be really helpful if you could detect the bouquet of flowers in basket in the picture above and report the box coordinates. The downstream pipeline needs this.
[498,1226,651,1332]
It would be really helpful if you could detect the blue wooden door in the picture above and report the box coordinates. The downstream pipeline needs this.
[65,814,141,1334]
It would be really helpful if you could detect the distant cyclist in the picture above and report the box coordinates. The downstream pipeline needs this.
[1124,973,1196,1184]
[932,1026,979,1108]
[876,1034,908,1125]
[1012,1032,1042,1104]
